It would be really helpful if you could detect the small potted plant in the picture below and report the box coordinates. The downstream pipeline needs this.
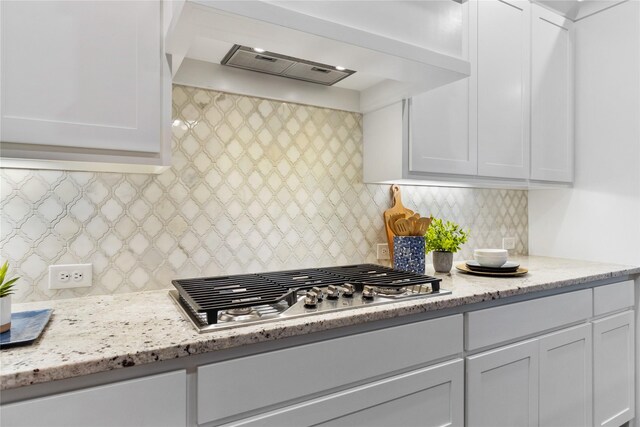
[0,262,19,333]
[425,218,469,273]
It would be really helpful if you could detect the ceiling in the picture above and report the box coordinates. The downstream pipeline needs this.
[533,0,627,21]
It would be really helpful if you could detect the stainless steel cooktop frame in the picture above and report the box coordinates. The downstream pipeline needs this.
[169,286,452,334]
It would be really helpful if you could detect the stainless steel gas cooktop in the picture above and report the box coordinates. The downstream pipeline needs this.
[170,264,450,333]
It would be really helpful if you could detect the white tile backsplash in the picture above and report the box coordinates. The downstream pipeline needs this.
[0,85,528,302]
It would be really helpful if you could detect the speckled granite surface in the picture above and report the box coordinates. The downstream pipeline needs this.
[1,256,638,390]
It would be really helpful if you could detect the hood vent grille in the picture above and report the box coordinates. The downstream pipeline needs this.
[221,45,355,86]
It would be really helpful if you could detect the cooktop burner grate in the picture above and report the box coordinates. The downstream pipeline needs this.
[173,275,296,324]
[324,264,441,289]
[172,264,441,325]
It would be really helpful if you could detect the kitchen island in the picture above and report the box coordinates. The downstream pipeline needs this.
[1,256,638,427]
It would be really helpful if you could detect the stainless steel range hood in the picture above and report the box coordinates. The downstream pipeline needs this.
[222,45,356,86]
[166,1,471,113]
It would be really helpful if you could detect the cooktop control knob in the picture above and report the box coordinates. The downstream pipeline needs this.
[362,285,375,300]
[311,286,324,300]
[342,283,355,297]
[327,285,340,299]
[304,291,319,307]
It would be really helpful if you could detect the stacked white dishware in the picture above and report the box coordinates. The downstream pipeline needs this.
[455,249,526,276]
[473,249,508,268]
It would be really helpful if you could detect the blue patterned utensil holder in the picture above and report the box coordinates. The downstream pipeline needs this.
[393,236,426,274]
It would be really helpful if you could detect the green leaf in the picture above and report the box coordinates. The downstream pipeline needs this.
[2,277,19,288]
[0,261,8,285]
[0,262,18,297]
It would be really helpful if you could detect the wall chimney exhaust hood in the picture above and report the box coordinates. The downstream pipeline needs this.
[166,1,471,113]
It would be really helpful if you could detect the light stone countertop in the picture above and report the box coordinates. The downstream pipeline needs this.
[1,256,638,391]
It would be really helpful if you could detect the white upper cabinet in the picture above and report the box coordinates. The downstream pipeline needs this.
[0,1,170,173]
[530,5,574,182]
[476,0,531,179]
[364,0,574,189]
[409,1,478,176]
[409,0,532,181]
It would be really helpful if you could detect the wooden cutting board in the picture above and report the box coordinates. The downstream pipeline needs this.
[383,185,414,259]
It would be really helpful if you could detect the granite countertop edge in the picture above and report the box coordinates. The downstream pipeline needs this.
[1,256,639,391]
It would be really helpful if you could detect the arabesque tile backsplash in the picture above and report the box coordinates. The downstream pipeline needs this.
[0,85,528,303]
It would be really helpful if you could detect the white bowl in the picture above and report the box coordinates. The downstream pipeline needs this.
[473,249,508,268]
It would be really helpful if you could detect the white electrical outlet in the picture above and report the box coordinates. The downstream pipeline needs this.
[502,237,516,250]
[377,243,391,260]
[49,264,92,289]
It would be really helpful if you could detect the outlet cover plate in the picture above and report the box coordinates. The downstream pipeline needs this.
[502,237,516,250]
[49,264,92,289]
[377,243,390,260]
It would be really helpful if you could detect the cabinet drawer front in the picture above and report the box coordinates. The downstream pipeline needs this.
[0,371,186,427]
[198,315,463,424]
[593,280,634,316]
[224,359,464,427]
[465,289,592,350]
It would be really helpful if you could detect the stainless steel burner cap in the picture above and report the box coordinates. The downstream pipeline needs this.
[219,307,261,322]
[375,286,407,296]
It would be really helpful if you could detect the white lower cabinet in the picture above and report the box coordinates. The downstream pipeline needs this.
[198,315,463,425]
[467,324,593,427]
[0,370,187,427]
[539,324,592,427]
[466,339,539,427]
[593,310,635,427]
[224,359,464,427]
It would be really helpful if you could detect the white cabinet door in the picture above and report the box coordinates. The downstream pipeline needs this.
[224,359,464,427]
[408,1,477,176]
[539,324,592,427]
[466,339,538,427]
[530,5,574,182]
[1,1,163,154]
[0,371,187,427]
[477,0,530,179]
[593,310,635,427]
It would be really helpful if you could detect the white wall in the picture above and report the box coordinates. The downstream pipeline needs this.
[529,0,640,266]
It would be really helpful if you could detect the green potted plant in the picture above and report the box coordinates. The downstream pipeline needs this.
[425,218,469,273]
[0,262,19,333]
